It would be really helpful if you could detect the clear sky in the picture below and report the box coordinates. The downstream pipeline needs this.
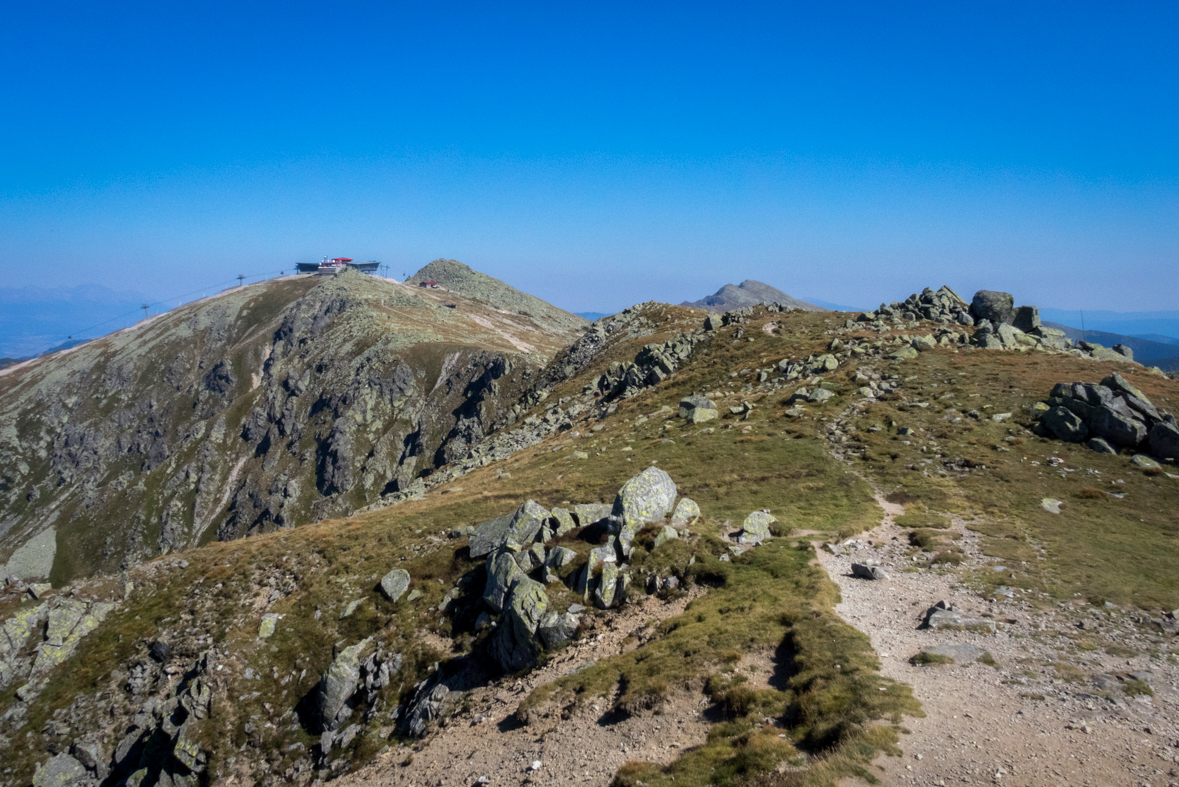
[2,0,1176,316]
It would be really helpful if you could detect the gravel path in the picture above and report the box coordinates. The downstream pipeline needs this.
[816,492,1179,787]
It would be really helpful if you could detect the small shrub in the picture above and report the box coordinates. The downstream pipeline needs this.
[931,550,963,565]
[1077,487,1105,500]
[1123,679,1153,697]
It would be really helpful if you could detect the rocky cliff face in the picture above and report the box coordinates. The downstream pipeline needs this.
[0,269,582,582]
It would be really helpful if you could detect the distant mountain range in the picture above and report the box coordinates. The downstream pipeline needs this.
[1039,308,1179,344]
[681,280,826,312]
[1043,322,1179,371]
[0,284,150,358]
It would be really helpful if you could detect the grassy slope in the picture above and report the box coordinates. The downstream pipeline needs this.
[14,305,1179,787]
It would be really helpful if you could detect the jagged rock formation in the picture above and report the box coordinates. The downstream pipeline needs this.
[1036,373,1178,458]
[681,280,825,312]
[0,268,581,581]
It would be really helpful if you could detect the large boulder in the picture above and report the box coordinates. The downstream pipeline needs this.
[738,511,777,544]
[1012,305,1041,332]
[970,290,1015,325]
[550,507,577,537]
[505,500,550,552]
[468,513,513,559]
[678,395,718,424]
[32,753,88,787]
[400,675,450,738]
[1089,406,1148,448]
[612,467,677,529]
[379,569,411,602]
[491,578,548,672]
[1149,422,1179,461]
[1041,406,1088,443]
[572,503,612,528]
[538,609,580,649]
[483,550,525,613]
[316,640,367,731]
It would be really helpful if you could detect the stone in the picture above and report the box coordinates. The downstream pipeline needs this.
[678,395,718,424]
[491,578,548,672]
[1086,437,1117,454]
[1090,406,1148,448]
[550,507,577,537]
[594,563,620,609]
[468,513,514,559]
[1148,421,1179,461]
[538,610,580,649]
[401,677,450,737]
[505,500,551,552]
[653,526,679,548]
[1102,372,1147,402]
[483,550,525,613]
[34,600,113,673]
[317,640,367,731]
[890,346,919,361]
[1041,498,1063,514]
[28,583,52,600]
[851,563,888,581]
[919,644,989,663]
[738,511,776,544]
[925,608,996,633]
[1012,305,1040,332]
[258,613,279,639]
[544,546,578,569]
[670,497,700,528]
[70,742,108,780]
[379,569,411,602]
[807,388,835,404]
[572,503,613,527]
[340,599,364,619]
[572,451,589,460]
[703,314,722,331]
[32,753,88,787]
[1130,454,1161,470]
[970,290,1015,325]
[612,467,677,530]
[1041,406,1088,442]
[911,334,937,351]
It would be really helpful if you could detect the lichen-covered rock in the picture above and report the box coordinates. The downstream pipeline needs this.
[653,526,679,548]
[32,753,88,787]
[678,395,718,424]
[670,497,700,528]
[550,507,577,537]
[483,550,525,613]
[491,578,548,672]
[612,467,677,529]
[538,609,580,649]
[594,563,620,609]
[379,569,411,602]
[572,503,612,527]
[33,599,113,674]
[544,546,578,569]
[504,500,551,552]
[316,640,368,731]
[468,513,513,559]
[738,511,776,544]
[257,613,279,639]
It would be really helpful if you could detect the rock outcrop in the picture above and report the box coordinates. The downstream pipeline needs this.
[1036,373,1176,458]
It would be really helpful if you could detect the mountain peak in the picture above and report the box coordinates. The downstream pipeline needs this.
[407,259,587,334]
[681,279,826,313]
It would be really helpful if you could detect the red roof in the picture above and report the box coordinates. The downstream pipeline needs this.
[331,257,353,262]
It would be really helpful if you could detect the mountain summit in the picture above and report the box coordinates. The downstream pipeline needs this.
[681,279,825,312]
[407,259,587,333]
[0,267,580,582]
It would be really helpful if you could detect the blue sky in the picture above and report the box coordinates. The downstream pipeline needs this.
[1,0,1176,321]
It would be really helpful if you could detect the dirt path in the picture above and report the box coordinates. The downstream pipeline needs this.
[815,388,1179,786]
[339,590,712,787]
